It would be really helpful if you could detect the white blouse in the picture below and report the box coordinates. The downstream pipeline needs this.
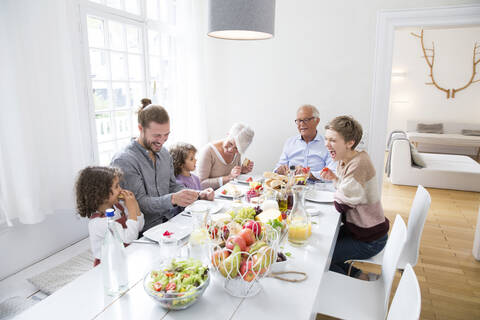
[88,202,145,259]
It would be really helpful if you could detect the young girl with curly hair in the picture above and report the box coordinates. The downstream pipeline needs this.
[169,142,203,190]
[75,166,144,266]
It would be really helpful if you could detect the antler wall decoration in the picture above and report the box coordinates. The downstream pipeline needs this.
[411,29,480,99]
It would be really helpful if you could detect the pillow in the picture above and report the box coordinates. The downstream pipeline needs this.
[409,142,426,167]
[461,129,480,136]
[417,123,443,134]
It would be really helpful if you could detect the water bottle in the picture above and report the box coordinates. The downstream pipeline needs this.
[101,208,128,296]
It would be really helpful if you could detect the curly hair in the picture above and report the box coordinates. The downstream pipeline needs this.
[169,143,197,176]
[325,115,363,149]
[75,166,123,218]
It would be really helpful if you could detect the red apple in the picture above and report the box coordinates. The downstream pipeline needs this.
[225,235,247,252]
[238,228,256,246]
[240,258,256,282]
[211,249,230,267]
[243,220,262,237]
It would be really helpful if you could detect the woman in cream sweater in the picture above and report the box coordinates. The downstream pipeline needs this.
[197,123,255,190]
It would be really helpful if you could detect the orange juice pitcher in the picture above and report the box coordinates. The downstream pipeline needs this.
[287,185,311,246]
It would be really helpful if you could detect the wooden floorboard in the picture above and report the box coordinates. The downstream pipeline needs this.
[317,170,480,320]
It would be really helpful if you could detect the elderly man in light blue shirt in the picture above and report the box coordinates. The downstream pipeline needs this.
[275,104,336,180]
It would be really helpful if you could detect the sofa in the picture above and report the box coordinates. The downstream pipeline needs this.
[406,121,480,160]
[389,139,480,192]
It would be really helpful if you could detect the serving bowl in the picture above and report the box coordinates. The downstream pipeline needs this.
[143,260,210,310]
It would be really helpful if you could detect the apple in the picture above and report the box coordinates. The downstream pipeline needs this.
[243,220,262,237]
[225,235,247,252]
[211,249,230,267]
[240,258,256,282]
[238,228,256,246]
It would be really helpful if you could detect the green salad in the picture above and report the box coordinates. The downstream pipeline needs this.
[147,259,209,308]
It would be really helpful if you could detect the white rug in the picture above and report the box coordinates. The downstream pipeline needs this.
[27,250,94,295]
[0,296,38,320]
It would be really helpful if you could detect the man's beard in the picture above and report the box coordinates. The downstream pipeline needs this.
[142,136,161,152]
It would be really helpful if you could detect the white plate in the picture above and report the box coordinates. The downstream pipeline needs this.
[217,185,244,199]
[143,221,192,243]
[305,190,335,203]
[234,174,263,184]
[184,200,224,215]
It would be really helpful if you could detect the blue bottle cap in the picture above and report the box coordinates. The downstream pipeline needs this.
[105,209,115,217]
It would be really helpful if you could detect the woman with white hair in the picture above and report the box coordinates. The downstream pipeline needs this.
[197,123,255,190]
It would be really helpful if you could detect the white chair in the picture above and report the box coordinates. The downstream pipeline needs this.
[314,215,407,320]
[387,263,421,320]
[348,185,430,273]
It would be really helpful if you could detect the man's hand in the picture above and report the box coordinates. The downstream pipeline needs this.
[276,165,288,175]
[199,188,215,201]
[241,160,254,174]
[294,165,304,175]
[319,167,338,182]
[171,189,199,207]
[120,190,139,221]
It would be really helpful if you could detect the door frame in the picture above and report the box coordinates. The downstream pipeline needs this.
[368,4,480,191]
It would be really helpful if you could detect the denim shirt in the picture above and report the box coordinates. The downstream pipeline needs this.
[111,139,184,231]
[275,132,337,178]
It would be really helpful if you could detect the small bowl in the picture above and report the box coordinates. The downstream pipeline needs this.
[143,269,210,310]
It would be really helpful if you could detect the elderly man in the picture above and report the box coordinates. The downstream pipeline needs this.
[275,104,336,179]
[111,104,214,231]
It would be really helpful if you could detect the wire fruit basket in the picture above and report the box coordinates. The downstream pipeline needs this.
[208,218,280,298]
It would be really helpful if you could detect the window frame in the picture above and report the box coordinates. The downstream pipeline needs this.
[79,0,175,164]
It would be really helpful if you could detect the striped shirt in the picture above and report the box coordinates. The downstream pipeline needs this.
[334,151,389,241]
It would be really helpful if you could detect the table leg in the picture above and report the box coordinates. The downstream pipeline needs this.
[476,147,480,162]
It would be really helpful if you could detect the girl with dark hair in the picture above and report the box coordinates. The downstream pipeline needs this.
[75,166,144,266]
[169,142,212,192]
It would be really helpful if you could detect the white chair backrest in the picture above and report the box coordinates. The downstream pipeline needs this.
[399,185,431,269]
[387,264,421,320]
[380,215,407,318]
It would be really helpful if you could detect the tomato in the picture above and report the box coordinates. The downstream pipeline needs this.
[221,189,227,195]
[165,282,176,291]
[153,282,163,292]
[164,272,174,277]
[246,177,253,182]
[322,167,329,172]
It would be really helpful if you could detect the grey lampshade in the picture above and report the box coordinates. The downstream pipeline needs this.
[208,0,275,40]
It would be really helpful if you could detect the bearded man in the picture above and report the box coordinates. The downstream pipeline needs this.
[111,103,214,231]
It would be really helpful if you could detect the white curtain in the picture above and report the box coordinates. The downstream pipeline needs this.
[0,0,93,225]
[166,0,209,151]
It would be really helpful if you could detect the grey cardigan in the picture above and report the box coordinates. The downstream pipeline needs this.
[111,139,184,231]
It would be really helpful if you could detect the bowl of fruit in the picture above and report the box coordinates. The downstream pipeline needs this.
[143,258,210,310]
[208,207,280,298]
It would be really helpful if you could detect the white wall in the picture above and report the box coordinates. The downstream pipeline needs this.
[199,0,480,173]
[388,26,480,150]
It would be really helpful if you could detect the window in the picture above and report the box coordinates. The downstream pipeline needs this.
[83,0,176,164]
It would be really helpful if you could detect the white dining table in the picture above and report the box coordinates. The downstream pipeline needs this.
[15,182,340,320]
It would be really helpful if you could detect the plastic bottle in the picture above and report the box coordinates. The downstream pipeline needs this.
[101,208,128,296]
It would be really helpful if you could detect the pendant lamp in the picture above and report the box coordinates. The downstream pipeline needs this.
[208,0,276,40]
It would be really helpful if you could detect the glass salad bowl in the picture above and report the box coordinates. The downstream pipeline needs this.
[143,259,210,310]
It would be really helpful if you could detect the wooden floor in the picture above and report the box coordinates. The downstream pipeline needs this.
[317,176,480,320]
